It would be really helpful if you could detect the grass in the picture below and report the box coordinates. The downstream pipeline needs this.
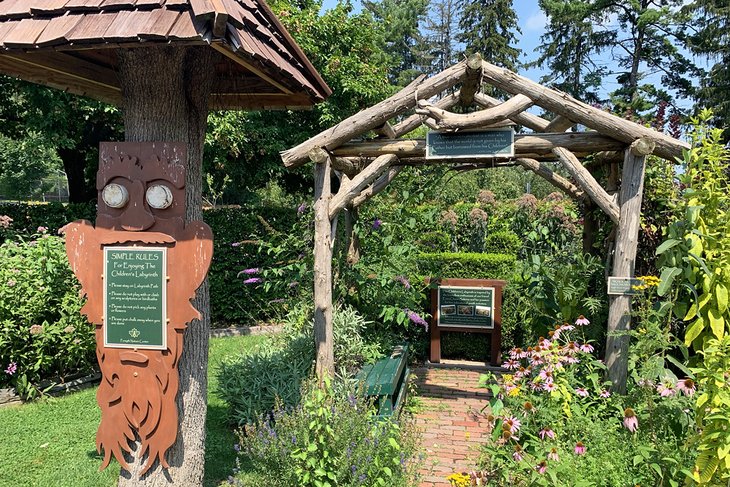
[0,333,268,487]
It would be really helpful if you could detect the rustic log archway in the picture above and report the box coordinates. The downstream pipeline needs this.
[282,54,689,393]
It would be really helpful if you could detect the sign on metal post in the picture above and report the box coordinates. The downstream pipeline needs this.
[104,247,167,350]
[426,129,514,159]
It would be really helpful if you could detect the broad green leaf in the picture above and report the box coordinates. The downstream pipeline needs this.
[716,283,728,313]
[685,318,705,346]
[656,238,681,255]
[658,267,682,296]
[684,302,698,321]
[708,308,725,339]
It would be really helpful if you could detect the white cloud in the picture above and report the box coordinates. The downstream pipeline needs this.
[524,11,547,32]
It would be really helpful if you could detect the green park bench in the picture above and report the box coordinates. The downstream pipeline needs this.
[356,343,410,418]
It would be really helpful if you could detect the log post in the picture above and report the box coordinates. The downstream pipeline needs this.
[459,53,483,107]
[605,137,654,393]
[345,205,360,265]
[552,147,620,224]
[311,147,334,383]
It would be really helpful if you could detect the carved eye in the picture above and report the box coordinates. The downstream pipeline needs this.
[101,183,129,209]
[146,184,173,209]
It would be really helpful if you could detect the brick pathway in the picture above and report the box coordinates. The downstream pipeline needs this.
[412,364,495,487]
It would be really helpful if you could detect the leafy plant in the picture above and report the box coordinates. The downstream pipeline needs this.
[216,305,381,425]
[656,111,730,483]
[0,232,95,398]
[233,378,421,487]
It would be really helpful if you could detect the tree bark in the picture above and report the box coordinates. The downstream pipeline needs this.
[312,148,334,382]
[116,45,214,487]
[606,138,653,394]
[328,154,396,219]
[59,147,95,203]
[416,93,533,130]
[344,205,360,265]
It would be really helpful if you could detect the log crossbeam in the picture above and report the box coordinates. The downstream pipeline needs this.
[329,154,397,218]
[416,93,533,131]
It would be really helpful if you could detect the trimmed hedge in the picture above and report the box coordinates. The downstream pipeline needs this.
[484,231,521,255]
[417,252,516,280]
[0,202,300,326]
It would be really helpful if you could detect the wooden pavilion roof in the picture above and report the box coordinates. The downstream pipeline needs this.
[0,0,331,109]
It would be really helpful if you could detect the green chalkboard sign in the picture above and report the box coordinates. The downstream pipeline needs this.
[607,277,643,296]
[438,285,494,329]
[103,247,167,350]
[426,129,514,159]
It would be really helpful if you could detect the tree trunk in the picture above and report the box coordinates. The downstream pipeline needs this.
[59,147,95,203]
[116,46,214,487]
[345,205,360,265]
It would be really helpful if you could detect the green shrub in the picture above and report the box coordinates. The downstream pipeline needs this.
[484,231,520,255]
[234,378,421,487]
[416,231,451,252]
[0,233,95,398]
[417,252,516,280]
[0,202,95,242]
[216,305,381,425]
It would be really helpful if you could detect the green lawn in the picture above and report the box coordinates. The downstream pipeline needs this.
[0,334,268,487]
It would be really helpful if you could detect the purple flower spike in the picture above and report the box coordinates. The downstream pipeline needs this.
[372,218,382,230]
[405,309,428,331]
[297,202,307,215]
[243,277,262,285]
[238,268,260,276]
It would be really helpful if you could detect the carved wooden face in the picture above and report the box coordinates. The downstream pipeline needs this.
[96,143,186,233]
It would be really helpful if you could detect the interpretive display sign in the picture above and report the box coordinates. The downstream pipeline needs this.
[438,285,494,329]
[104,247,166,350]
[428,278,506,366]
[607,277,643,296]
[426,129,514,159]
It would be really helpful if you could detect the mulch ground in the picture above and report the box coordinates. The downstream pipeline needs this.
[412,364,495,487]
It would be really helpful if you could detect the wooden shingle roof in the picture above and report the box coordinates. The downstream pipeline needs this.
[0,0,331,109]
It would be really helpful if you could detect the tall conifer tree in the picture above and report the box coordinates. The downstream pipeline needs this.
[530,0,610,103]
[457,0,521,70]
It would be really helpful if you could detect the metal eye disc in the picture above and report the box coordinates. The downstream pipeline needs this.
[146,184,173,210]
[102,183,129,209]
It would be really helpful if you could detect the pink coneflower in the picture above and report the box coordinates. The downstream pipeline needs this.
[543,381,557,392]
[575,315,590,326]
[539,428,555,440]
[559,323,575,332]
[599,390,611,398]
[548,448,560,461]
[513,444,524,461]
[579,343,594,353]
[623,408,638,433]
[536,460,547,474]
[677,378,696,396]
[574,442,586,455]
[522,401,536,415]
[657,382,677,397]
[4,362,17,375]
[575,387,589,397]
[503,416,522,434]
[509,348,522,360]
[504,359,520,370]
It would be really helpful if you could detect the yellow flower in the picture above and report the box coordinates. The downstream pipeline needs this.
[508,386,522,397]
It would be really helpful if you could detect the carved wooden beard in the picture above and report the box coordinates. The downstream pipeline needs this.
[64,142,212,476]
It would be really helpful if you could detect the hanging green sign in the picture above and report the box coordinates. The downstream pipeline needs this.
[103,247,167,350]
[426,129,514,158]
[438,285,494,329]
